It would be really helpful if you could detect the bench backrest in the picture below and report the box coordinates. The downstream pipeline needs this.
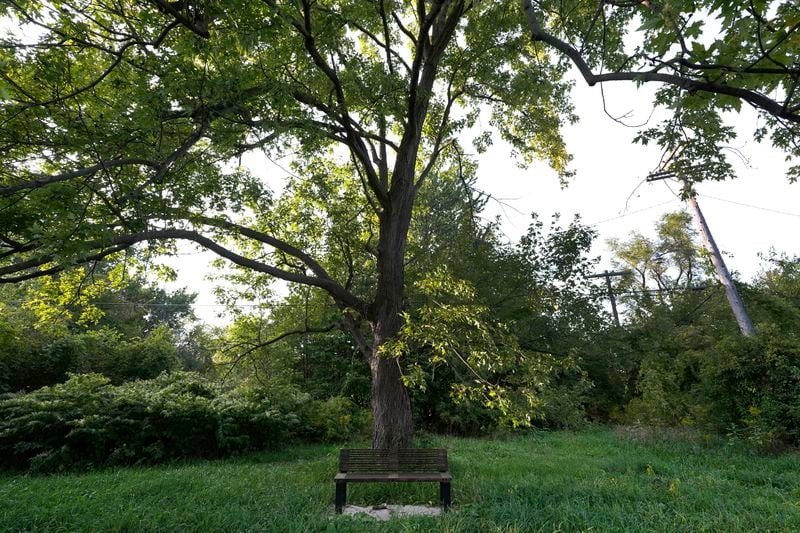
[339,448,448,473]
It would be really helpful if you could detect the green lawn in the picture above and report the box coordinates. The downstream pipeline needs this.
[1,427,798,532]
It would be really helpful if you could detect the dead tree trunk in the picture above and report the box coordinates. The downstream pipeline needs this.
[687,195,756,336]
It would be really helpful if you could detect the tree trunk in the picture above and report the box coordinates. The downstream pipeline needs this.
[368,202,416,449]
[361,10,456,449]
[367,271,415,449]
[369,349,414,449]
[365,160,418,449]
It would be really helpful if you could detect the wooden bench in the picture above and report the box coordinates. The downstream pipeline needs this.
[334,448,452,513]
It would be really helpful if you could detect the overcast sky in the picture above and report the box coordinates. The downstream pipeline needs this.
[474,71,799,274]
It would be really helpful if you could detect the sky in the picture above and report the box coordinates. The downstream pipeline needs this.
[168,67,799,325]
[473,72,799,275]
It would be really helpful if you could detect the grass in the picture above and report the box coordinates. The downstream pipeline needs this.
[1,426,798,532]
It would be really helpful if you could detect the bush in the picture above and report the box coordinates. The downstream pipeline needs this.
[705,326,800,448]
[618,323,800,448]
[0,372,299,472]
[76,326,179,384]
[0,325,180,394]
[427,397,503,436]
[305,396,371,442]
[0,328,73,394]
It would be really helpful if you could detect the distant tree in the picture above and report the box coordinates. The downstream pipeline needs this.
[0,265,205,392]
[756,252,800,311]
[608,211,705,300]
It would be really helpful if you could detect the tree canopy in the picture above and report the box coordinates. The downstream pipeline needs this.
[1,0,798,447]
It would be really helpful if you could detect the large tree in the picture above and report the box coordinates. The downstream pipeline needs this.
[1,0,798,448]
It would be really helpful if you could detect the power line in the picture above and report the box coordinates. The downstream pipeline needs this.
[587,199,679,226]
[617,285,712,296]
[698,193,800,219]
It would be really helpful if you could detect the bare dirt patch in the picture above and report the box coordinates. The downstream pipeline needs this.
[340,504,442,520]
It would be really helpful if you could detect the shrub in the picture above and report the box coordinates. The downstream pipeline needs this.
[0,318,76,394]
[619,323,800,448]
[705,326,800,447]
[305,396,371,442]
[70,326,180,384]
[539,377,591,430]
[0,326,180,394]
[0,373,116,471]
[427,397,502,436]
[0,372,298,472]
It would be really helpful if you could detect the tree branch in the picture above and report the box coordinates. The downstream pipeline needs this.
[0,244,131,283]
[121,114,211,203]
[522,0,800,124]
[285,1,389,205]
[219,322,339,382]
[147,0,211,38]
[1,159,162,197]
[416,81,461,190]
[0,229,367,312]
[185,213,339,285]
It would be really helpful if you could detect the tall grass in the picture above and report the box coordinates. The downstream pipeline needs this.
[1,427,798,531]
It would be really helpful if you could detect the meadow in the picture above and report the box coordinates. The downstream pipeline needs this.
[1,426,798,532]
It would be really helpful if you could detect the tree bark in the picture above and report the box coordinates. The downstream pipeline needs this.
[369,348,414,449]
[368,200,416,449]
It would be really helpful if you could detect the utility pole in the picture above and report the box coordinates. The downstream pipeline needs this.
[587,270,630,327]
[647,167,756,337]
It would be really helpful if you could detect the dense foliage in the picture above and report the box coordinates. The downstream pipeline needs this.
[0,324,179,393]
[595,221,800,448]
[1,0,798,448]
[0,266,211,394]
[0,372,368,472]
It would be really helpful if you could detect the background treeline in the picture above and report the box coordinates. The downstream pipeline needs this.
[1,176,798,471]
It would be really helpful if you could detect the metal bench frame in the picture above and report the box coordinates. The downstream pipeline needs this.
[334,448,452,513]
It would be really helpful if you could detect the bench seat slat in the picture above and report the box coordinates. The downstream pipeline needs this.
[335,472,452,482]
[343,466,445,470]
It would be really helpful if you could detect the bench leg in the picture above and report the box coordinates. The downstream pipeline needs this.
[335,481,347,514]
[440,481,451,511]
